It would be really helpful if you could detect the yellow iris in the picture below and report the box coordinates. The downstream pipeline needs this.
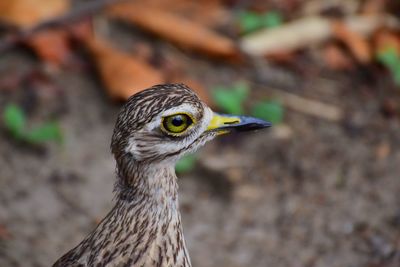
[162,114,193,135]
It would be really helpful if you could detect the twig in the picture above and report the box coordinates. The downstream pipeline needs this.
[0,0,123,53]
[254,84,344,122]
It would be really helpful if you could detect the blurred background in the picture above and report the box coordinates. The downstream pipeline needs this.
[0,0,400,266]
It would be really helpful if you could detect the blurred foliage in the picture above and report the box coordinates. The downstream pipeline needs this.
[3,104,26,138]
[377,47,400,86]
[212,82,249,114]
[238,10,283,34]
[3,104,63,145]
[251,101,284,124]
[24,122,63,144]
[175,154,197,173]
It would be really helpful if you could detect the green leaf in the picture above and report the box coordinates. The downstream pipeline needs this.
[24,122,63,144]
[377,47,400,86]
[212,82,249,114]
[251,101,284,124]
[393,65,400,85]
[238,11,264,34]
[3,104,26,138]
[238,10,283,34]
[175,154,197,173]
[377,47,398,68]
[262,11,283,28]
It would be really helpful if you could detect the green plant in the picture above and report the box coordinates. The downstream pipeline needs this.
[212,82,249,114]
[377,47,400,86]
[3,104,62,145]
[238,10,283,34]
[3,104,26,138]
[251,100,284,124]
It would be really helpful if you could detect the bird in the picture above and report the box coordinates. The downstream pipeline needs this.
[53,83,271,267]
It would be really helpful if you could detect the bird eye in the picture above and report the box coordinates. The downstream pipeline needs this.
[162,114,193,135]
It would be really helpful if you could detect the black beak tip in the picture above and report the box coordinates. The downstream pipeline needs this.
[229,116,272,132]
[241,120,272,131]
[259,120,273,128]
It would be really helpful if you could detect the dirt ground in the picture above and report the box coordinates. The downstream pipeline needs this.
[1,18,400,267]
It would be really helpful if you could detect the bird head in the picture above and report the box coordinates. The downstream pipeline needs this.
[111,84,271,169]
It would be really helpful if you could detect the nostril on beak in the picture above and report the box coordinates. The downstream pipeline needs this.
[223,120,240,125]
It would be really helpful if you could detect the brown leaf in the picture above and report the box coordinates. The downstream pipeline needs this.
[322,43,354,70]
[0,0,69,28]
[108,2,238,60]
[240,16,333,56]
[332,20,372,64]
[84,37,164,100]
[27,29,71,66]
[134,0,230,27]
[0,0,71,66]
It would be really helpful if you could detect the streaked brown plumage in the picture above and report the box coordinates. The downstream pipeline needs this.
[53,84,270,267]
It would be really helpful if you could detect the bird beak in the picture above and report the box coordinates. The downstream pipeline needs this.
[206,112,272,134]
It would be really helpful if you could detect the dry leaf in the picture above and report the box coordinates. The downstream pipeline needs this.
[28,29,71,66]
[264,87,344,121]
[0,0,69,28]
[0,0,71,66]
[84,37,164,100]
[240,15,399,56]
[108,2,238,59]
[332,21,371,63]
[241,16,332,55]
[322,43,354,70]
[134,0,230,27]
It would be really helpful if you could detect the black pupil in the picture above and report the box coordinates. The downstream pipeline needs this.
[171,116,184,126]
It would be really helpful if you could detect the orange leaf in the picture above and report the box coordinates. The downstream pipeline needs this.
[27,29,71,66]
[0,0,69,28]
[84,37,165,100]
[134,0,230,27]
[0,0,71,66]
[108,2,238,60]
[332,21,372,64]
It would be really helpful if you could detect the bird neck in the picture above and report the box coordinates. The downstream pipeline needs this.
[116,160,178,202]
[101,189,191,267]
[105,162,192,266]
[53,162,192,266]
